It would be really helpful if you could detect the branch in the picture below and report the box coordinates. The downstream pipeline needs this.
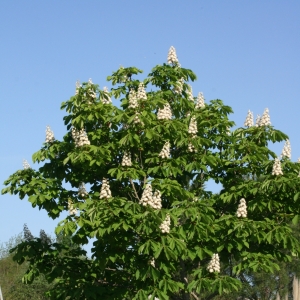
[139,150,147,186]
[130,179,140,201]
[191,291,200,300]
[105,267,117,271]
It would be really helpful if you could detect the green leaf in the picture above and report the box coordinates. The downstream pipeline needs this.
[292,215,299,225]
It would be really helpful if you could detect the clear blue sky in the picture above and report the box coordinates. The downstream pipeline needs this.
[1,1,299,244]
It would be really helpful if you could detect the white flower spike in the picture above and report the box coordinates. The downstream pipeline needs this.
[140,184,153,207]
[167,46,179,65]
[255,114,261,127]
[174,78,184,94]
[139,184,162,209]
[137,82,147,100]
[188,142,197,153]
[207,253,220,273]
[128,89,138,109]
[244,110,254,127]
[159,141,170,159]
[102,87,112,104]
[100,178,112,199]
[23,159,31,169]
[78,182,88,198]
[157,103,172,120]
[195,92,205,109]
[226,127,231,136]
[75,80,81,95]
[152,190,162,209]
[133,112,144,126]
[121,151,132,167]
[68,199,77,215]
[159,214,171,233]
[236,198,247,218]
[259,108,271,126]
[45,126,55,143]
[71,128,90,147]
[188,117,198,137]
[150,257,155,268]
[281,140,291,159]
[186,85,194,102]
[272,158,283,176]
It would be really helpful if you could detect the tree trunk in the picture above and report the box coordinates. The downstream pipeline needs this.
[276,292,280,300]
[293,276,298,300]
[180,259,190,300]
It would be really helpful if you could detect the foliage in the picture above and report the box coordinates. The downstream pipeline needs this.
[2,48,300,299]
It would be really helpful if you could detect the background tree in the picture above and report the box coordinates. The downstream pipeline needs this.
[23,224,34,242]
[0,227,53,300]
[2,47,300,299]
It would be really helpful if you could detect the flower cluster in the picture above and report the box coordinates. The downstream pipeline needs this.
[128,89,138,109]
[78,182,88,197]
[255,115,261,127]
[68,199,77,215]
[45,126,55,143]
[152,190,162,209]
[75,80,81,95]
[102,87,112,104]
[137,82,147,100]
[140,184,153,206]
[236,198,247,218]
[207,253,220,273]
[281,140,291,159]
[71,128,90,147]
[139,184,162,209]
[87,78,96,99]
[188,142,197,153]
[157,103,172,120]
[159,214,171,233]
[148,295,159,300]
[244,110,254,127]
[272,158,283,176]
[133,112,144,125]
[188,117,198,137]
[23,159,31,169]
[100,178,112,199]
[167,46,179,65]
[259,108,271,126]
[159,141,170,159]
[150,257,155,267]
[186,85,194,102]
[226,127,231,136]
[121,151,132,167]
[195,92,205,109]
[174,78,184,94]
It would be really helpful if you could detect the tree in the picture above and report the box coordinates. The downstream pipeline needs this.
[23,223,34,241]
[2,46,300,300]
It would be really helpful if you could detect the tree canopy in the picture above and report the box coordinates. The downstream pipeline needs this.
[2,47,300,300]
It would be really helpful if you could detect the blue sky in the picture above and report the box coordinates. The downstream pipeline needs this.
[1,1,299,245]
